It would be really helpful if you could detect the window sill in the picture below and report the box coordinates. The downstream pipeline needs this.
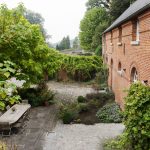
[117,42,122,46]
[131,41,140,46]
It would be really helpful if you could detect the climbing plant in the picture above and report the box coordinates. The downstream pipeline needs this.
[44,50,103,81]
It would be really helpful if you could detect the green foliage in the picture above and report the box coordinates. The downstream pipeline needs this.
[72,37,80,50]
[19,81,54,107]
[0,4,103,83]
[24,9,50,40]
[104,83,150,150]
[86,92,114,102]
[62,55,103,81]
[92,21,109,53]
[56,36,71,50]
[79,7,108,51]
[0,4,48,83]
[96,103,123,123]
[109,0,136,21]
[58,101,90,124]
[86,0,111,10]
[58,102,80,124]
[78,103,89,112]
[77,96,87,103]
[0,61,22,111]
[123,82,150,149]
[49,52,103,81]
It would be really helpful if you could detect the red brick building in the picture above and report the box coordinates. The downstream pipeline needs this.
[102,0,150,108]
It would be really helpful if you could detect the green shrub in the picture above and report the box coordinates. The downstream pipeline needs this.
[103,136,126,150]
[87,99,100,108]
[58,102,79,124]
[77,96,87,103]
[19,81,55,107]
[61,111,77,124]
[78,103,89,112]
[86,92,114,101]
[103,83,150,150]
[96,103,123,123]
[123,83,150,149]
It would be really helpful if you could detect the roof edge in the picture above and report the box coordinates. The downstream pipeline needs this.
[103,3,150,34]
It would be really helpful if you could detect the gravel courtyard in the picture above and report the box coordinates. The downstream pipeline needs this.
[47,81,97,102]
[42,122,124,150]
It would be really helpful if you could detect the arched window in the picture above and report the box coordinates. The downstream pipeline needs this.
[131,67,138,83]
[118,62,121,71]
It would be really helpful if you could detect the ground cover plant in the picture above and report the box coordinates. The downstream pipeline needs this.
[96,103,123,123]
[103,82,150,150]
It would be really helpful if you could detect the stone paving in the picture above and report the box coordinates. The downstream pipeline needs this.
[0,105,58,150]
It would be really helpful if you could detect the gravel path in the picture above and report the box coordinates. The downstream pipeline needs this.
[42,122,124,150]
[47,81,99,102]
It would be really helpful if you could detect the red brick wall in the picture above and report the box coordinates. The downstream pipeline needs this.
[103,9,150,108]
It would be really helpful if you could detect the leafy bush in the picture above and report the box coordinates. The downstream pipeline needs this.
[0,61,23,111]
[87,99,101,108]
[123,83,150,149]
[86,92,114,100]
[86,92,114,106]
[58,102,79,124]
[103,136,125,150]
[78,103,89,112]
[96,103,123,123]
[19,81,54,107]
[77,96,87,103]
[103,82,150,150]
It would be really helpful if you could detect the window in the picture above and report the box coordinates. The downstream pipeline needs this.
[118,27,122,43]
[132,19,139,42]
[118,62,122,71]
[131,67,138,83]
[117,62,123,76]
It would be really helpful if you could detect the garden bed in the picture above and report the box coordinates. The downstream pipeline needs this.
[58,92,123,125]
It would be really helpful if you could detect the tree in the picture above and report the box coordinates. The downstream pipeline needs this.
[79,8,108,51]
[73,37,80,49]
[92,21,109,55]
[57,36,71,50]
[86,0,111,10]
[109,0,136,21]
[66,36,71,49]
[24,9,50,40]
[86,0,136,22]
[0,4,48,83]
[56,44,60,50]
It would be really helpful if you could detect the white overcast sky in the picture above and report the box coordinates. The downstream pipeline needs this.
[0,0,87,43]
